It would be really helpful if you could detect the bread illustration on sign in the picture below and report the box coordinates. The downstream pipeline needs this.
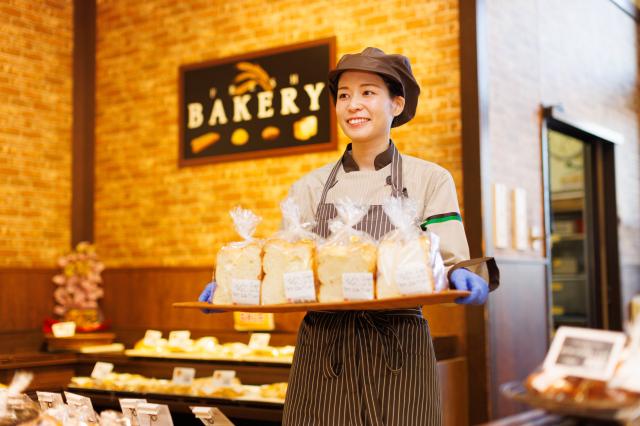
[316,199,376,303]
[262,198,317,304]
[214,207,263,305]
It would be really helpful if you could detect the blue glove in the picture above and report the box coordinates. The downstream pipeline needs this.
[450,268,489,305]
[198,281,221,314]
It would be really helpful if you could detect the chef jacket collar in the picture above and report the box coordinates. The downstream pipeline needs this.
[342,141,393,173]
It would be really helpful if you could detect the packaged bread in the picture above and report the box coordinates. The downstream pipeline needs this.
[214,207,263,305]
[262,198,317,304]
[377,197,442,298]
[317,199,376,303]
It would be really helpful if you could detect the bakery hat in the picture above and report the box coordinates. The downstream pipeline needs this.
[328,47,420,127]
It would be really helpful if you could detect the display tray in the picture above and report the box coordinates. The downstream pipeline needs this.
[123,350,292,365]
[501,381,640,422]
[66,385,284,406]
[173,290,470,313]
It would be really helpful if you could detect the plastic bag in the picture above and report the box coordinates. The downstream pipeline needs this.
[377,197,447,299]
[317,198,377,302]
[263,198,317,304]
[214,207,263,305]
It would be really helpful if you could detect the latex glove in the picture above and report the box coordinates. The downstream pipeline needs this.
[450,268,489,305]
[198,281,221,313]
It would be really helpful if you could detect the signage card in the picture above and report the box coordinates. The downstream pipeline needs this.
[212,370,236,387]
[248,333,271,349]
[36,392,64,411]
[91,361,114,379]
[135,403,173,426]
[396,263,430,295]
[190,406,234,425]
[231,278,261,305]
[51,321,76,337]
[119,398,147,426]
[233,312,275,331]
[172,367,196,386]
[342,272,374,301]
[283,270,316,302]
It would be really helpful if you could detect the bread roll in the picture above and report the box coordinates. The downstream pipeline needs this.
[317,238,376,303]
[377,234,434,298]
[262,239,315,304]
[214,242,262,304]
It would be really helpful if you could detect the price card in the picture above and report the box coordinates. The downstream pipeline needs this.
[36,391,64,410]
[171,367,196,386]
[248,332,271,349]
[136,403,173,426]
[542,326,626,381]
[119,398,147,426]
[90,361,114,379]
[51,321,76,337]
[64,392,97,423]
[190,406,234,425]
[168,330,191,347]
[231,278,261,305]
[283,270,316,302]
[342,272,374,301]
[143,330,162,345]
[396,263,430,295]
[233,312,275,331]
[212,370,236,387]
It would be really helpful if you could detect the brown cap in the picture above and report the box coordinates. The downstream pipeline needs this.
[328,47,420,127]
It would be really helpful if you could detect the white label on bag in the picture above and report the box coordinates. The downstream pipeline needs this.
[283,270,316,302]
[212,370,236,387]
[342,272,374,301]
[51,321,76,337]
[172,367,196,385]
[36,392,64,410]
[91,361,114,379]
[168,330,190,346]
[396,263,430,295]
[143,330,162,345]
[119,398,147,426]
[231,278,261,305]
[248,332,271,349]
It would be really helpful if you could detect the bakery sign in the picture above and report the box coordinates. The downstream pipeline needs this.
[179,38,337,166]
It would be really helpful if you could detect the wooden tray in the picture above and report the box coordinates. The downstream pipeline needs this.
[173,290,470,313]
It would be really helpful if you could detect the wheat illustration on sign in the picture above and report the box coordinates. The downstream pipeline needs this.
[230,62,275,95]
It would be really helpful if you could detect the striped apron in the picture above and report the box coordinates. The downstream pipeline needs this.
[282,144,443,426]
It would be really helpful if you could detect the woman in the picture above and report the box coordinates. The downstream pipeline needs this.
[200,47,497,425]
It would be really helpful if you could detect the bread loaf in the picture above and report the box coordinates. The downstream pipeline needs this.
[214,242,262,304]
[317,237,376,302]
[262,239,315,304]
[377,234,434,298]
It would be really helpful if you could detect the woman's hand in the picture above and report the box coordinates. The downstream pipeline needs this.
[450,269,489,305]
[198,281,222,313]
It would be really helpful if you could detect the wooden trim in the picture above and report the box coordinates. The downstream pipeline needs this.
[609,0,640,22]
[459,0,490,422]
[72,0,96,246]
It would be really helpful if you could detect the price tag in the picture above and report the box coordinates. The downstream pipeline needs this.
[342,272,374,301]
[119,398,147,426]
[51,321,76,337]
[36,391,64,410]
[248,333,271,349]
[143,330,162,345]
[64,392,97,423]
[233,312,275,331]
[231,278,261,305]
[396,263,430,295]
[136,403,173,426]
[190,406,234,425]
[90,361,114,379]
[168,330,191,347]
[212,370,236,387]
[542,326,626,381]
[172,367,196,386]
[283,270,316,302]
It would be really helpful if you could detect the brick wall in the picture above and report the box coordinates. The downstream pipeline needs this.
[94,0,464,267]
[0,0,73,267]
[486,0,639,263]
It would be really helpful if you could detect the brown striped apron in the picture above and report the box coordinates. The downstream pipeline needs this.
[282,143,443,426]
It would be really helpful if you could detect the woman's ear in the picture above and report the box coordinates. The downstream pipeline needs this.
[392,96,405,118]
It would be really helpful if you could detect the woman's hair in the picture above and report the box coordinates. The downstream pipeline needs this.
[380,74,404,127]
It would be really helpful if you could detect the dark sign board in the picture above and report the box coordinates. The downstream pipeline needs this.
[179,38,337,166]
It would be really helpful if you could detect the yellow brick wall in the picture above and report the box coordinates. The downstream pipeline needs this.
[95,0,463,267]
[0,0,73,267]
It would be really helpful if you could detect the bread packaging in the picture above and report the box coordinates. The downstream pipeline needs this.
[317,199,376,302]
[213,207,263,305]
[262,198,317,304]
[377,197,442,298]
